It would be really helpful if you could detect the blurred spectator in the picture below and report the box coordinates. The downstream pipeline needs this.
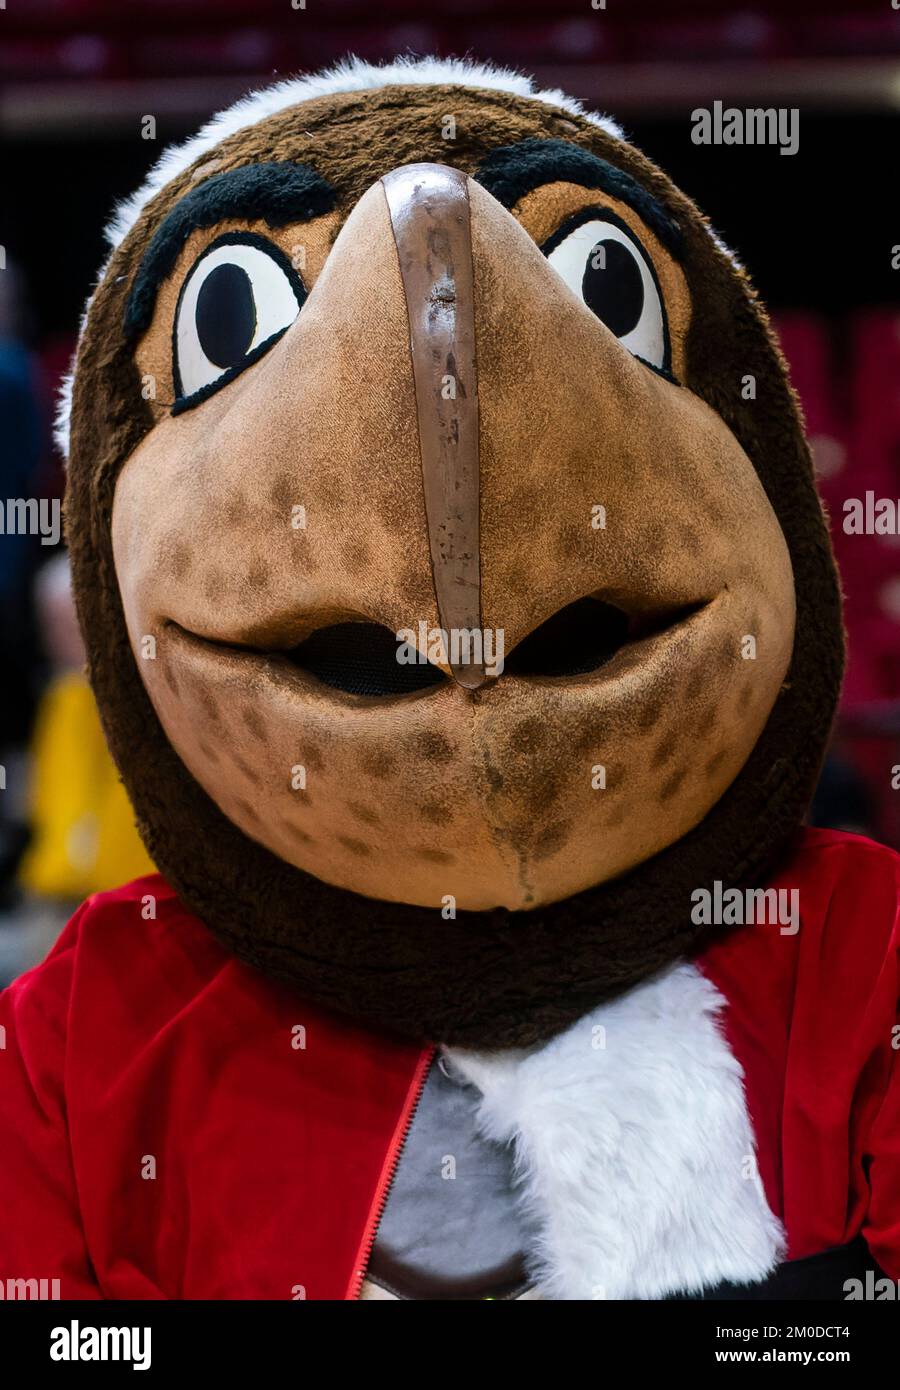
[0,263,44,906]
[810,754,876,840]
[18,552,154,904]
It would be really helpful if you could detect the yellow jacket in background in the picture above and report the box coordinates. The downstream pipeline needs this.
[19,671,155,898]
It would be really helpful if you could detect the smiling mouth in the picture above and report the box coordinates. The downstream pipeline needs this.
[168,594,708,699]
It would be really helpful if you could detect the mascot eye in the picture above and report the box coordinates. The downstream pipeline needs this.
[173,234,306,406]
[542,211,669,374]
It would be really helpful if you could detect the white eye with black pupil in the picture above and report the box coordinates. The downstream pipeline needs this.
[174,235,305,404]
[544,215,668,372]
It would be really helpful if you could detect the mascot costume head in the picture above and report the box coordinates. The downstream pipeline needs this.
[59,57,842,1048]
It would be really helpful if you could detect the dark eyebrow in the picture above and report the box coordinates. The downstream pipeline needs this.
[124,161,337,340]
[474,139,683,259]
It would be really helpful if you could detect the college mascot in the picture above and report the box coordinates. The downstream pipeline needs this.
[2,58,898,1301]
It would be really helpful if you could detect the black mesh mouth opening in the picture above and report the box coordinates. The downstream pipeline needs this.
[284,597,634,695]
[284,621,448,696]
[504,597,630,678]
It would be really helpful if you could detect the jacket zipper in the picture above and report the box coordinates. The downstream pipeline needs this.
[345,1044,436,1300]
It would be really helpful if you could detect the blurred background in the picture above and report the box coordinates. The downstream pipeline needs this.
[1,0,899,981]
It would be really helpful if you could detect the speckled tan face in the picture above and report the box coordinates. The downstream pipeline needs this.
[111,97,795,912]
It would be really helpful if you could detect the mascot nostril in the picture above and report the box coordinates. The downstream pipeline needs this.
[5,58,898,1304]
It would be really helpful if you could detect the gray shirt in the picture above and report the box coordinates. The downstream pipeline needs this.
[366,1054,535,1299]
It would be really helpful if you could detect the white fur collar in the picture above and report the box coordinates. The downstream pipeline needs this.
[445,963,784,1300]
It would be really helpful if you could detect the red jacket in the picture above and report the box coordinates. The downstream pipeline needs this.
[0,827,898,1299]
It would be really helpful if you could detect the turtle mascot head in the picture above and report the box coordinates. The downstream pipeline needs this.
[61,59,842,1046]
